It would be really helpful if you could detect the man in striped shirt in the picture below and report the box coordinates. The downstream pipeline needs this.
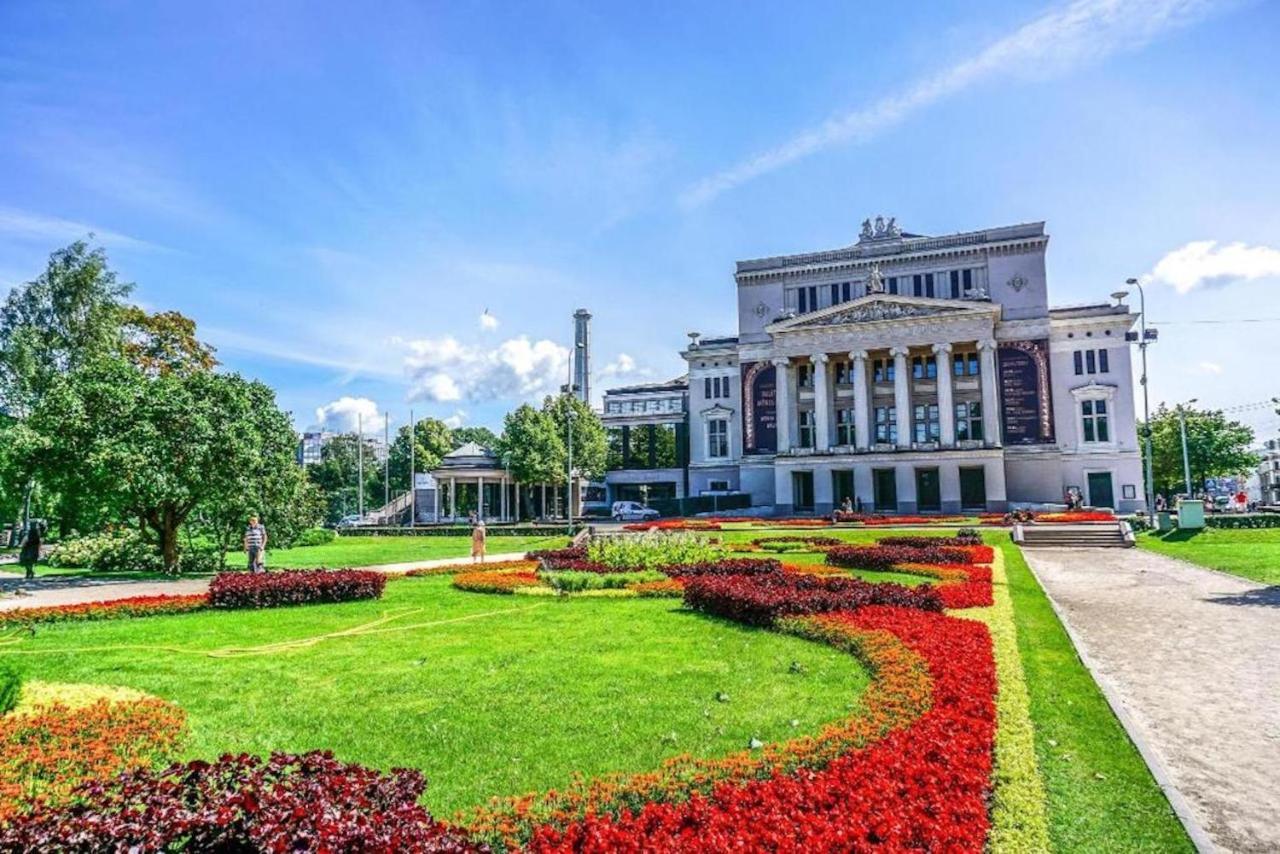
[244,514,268,573]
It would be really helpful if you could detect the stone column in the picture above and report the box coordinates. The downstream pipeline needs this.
[477,476,485,520]
[891,346,912,450]
[449,477,457,521]
[433,482,440,523]
[514,482,521,521]
[940,464,962,514]
[933,342,955,446]
[978,339,1001,447]
[811,354,831,451]
[772,357,792,454]
[850,350,870,451]
[500,476,508,521]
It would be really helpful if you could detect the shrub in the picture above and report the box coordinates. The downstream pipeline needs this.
[0,594,209,628]
[527,545,587,562]
[0,665,20,716]
[825,544,977,571]
[0,697,186,821]
[876,532,983,548]
[406,559,536,577]
[1206,514,1280,529]
[46,529,164,573]
[683,572,942,626]
[664,557,781,578]
[207,570,385,609]
[541,570,665,593]
[752,535,841,552]
[294,527,338,547]
[587,532,720,571]
[453,571,540,594]
[0,751,484,851]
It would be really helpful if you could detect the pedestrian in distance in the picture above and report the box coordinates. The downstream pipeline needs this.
[244,514,268,573]
[17,520,42,581]
[471,519,487,564]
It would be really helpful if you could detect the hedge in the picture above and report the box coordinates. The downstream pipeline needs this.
[208,570,386,609]
[339,525,579,538]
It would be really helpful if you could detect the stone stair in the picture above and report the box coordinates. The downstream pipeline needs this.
[1016,523,1133,548]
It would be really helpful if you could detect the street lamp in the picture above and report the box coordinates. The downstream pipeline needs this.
[1121,278,1158,518]
[1176,398,1198,497]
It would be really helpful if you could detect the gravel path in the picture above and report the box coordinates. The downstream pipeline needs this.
[1023,547,1280,853]
[0,552,529,612]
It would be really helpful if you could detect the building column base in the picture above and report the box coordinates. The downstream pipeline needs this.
[897,500,918,514]
[985,499,1008,513]
[814,501,835,516]
[773,503,795,516]
[940,500,962,514]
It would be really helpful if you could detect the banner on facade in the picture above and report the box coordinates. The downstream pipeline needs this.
[998,339,1055,445]
[741,361,777,454]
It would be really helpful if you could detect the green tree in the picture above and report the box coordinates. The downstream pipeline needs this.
[450,425,499,450]
[384,418,454,497]
[497,404,563,518]
[543,394,607,481]
[120,306,219,376]
[31,358,314,572]
[1140,404,1257,498]
[307,434,386,525]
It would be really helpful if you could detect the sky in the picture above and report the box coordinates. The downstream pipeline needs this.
[1,0,1279,439]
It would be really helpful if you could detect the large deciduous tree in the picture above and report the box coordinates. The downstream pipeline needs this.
[1140,404,1257,498]
[543,394,606,481]
[449,425,499,450]
[497,405,562,518]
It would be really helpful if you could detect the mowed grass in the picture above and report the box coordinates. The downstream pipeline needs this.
[1138,527,1280,585]
[265,534,569,569]
[3,575,867,816]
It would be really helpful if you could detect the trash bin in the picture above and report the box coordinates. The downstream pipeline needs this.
[1156,511,1174,533]
[1175,499,1205,530]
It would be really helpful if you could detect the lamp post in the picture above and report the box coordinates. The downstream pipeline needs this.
[1121,279,1157,518]
[1177,399,1198,497]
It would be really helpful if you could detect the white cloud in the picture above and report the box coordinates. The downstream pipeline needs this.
[600,353,637,377]
[1197,361,1224,375]
[0,206,155,250]
[479,310,499,331]
[1146,240,1280,294]
[315,396,383,433]
[443,410,468,429]
[680,0,1223,208]
[404,335,569,404]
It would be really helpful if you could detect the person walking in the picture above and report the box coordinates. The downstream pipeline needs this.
[244,514,268,573]
[471,519,487,564]
[17,520,42,581]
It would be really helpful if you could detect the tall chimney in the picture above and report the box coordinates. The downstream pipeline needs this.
[573,308,591,404]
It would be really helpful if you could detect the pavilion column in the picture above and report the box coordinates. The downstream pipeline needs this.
[433,481,440,523]
[891,345,912,450]
[978,339,1001,447]
[541,483,547,518]
[477,476,485,520]
[500,476,507,521]
[772,357,792,454]
[849,349,870,451]
[514,482,521,521]
[811,353,831,451]
[934,342,955,446]
[449,477,457,521]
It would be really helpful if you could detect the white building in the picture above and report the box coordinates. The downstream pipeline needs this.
[1257,438,1280,506]
[601,378,690,504]
[612,217,1145,515]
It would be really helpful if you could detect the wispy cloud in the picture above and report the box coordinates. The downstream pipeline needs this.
[1146,240,1280,294]
[479,309,499,331]
[402,335,569,404]
[679,0,1223,208]
[0,206,157,250]
[1197,361,1224,375]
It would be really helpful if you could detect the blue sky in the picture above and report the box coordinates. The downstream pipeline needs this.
[2,0,1278,438]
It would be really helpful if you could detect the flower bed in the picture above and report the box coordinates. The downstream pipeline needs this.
[664,557,781,578]
[405,559,538,578]
[684,572,942,627]
[833,513,967,525]
[751,535,842,552]
[895,562,995,610]
[207,569,386,609]
[452,570,541,594]
[627,579,685,598]
[526,545,587,562]
[0,594,209,628]
[0,696,186,821]
[0,751,482,851]
[877,530,982,548]
[540,569,665,593]
[621,518,722,531]
[825,543,980,570]
[1035,511,1116,523]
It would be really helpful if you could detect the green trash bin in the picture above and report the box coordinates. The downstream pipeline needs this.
[1156,511,1174,532]
[1176,499,1205,530]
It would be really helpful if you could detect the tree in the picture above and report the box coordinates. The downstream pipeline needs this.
[1140,404,1257,498]
[450,426,499,450]
[497,405,563,518]
[308,434,386,525]
[543,394,607,481]
[120,307,219,376]
[384,418,454,496]
[31,358,314,572]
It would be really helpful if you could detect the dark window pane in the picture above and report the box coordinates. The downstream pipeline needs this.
[1074,351,1083,375]
[798,289,806,313]
[1098,419,1109,442]
[705,377,711,398]
[1086,351,1096,374]
[1099,349,1109,373]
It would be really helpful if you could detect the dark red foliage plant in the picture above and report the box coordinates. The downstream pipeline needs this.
[683,571,942,626]
[664,557,782,578]
[825,544,979,571]
[207,569,386,609]
[0,751,486,852]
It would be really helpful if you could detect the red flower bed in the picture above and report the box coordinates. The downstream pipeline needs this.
[0,698,186,821]
[833,513,967,525]
[684,572,942,626]
[763,517,834,527]
[207,570,385,609]
[750,535,842,548]
[526,545,587,561]
[621,519,722,531]
[405,559,537,577]
[664,557,781,578]
[525,606,995,852]
[453,570,540,594]
[628,579,684,597]
[0,751,484,852]
[877,532,982,548]
[895,562,995,610]
[825,544,978,571]
[1036,511,1116,523]
[0,594,208,627]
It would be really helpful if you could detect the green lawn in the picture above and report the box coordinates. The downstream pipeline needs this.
[999,541,1192,851]
[1138,527,1280,585]
[3,575,866,816]
[261,534,571,569]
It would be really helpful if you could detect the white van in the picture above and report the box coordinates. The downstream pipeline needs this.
[611,501,659,522]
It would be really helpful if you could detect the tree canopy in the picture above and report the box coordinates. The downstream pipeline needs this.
[1140,404,1257,498]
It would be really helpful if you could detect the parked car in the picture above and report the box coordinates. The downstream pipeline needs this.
[611,501,659,522]
[335,514,365,529]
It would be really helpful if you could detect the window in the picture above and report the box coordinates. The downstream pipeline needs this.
[873,358,895,383]
[952,350,979,377]
[796,364,814,388]
[1081,399,1110,443]
[704,376,712,398]
[1074,348,1110,376]
[833,360,849,385]
[708,479,730,492]
[797,410,815,448]
[795,285,818,313]
[886,276,899,295]
[911,354,937,379]
[707,419,729,458]
[874,406,897,444]
[955,401,983,441]
[836,407,856,445]
[912,273,935,298]
[830,282,851,304]
[841,281,851,302]
[913,404,940,443]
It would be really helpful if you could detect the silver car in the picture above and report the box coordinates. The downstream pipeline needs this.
[611,501,659,522]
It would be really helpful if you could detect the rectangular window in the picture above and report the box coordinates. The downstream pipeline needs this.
[797,288,807,313]
[872,358,895,383]
[887,276,898,295]
[950,270,960,299]
[952,351,980,377]
[1099,349,1109,373]
[798,410,815,448]
[797,364,813,388]
[708,479,730,492]
[913,404,940,444]
[836,407,856,445]
[704,377,712,398]
[955,401,983,441]
[808,286,818,311]
[833,360,848,385]
[962,269,973,294]
[842,281,851,302]
[1086,350,1096,374]
[1081,399,1110,443]
[1074,351,1084,375]
[831,283,840,306]
[707,419,728,458]
[913,274,923,297]
[925,272,935,298]
[874,406,897,444]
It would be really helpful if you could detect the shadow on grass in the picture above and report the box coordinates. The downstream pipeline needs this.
[1146,529,1210,543]
[1205,586,1280,609]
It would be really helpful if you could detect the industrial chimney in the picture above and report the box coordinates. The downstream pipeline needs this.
[573,308,591,404]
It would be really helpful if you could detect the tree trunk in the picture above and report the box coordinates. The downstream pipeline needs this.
[160,506,180,574]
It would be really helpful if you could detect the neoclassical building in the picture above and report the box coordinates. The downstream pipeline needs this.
[609,218,1145,515]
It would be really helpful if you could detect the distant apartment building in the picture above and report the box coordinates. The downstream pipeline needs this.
[600,378,690,504]
[1258,438,1280,505]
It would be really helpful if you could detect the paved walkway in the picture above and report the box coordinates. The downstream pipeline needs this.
[1023,547,1280,853]
[0,552,529,612]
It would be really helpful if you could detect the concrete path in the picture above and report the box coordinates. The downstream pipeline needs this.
[0,552,529,612]
[1022,547,1280,853]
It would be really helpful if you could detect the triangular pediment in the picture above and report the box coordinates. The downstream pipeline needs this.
[766,294,997,333]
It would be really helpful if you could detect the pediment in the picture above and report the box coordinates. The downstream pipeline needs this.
[766,295,996,333]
